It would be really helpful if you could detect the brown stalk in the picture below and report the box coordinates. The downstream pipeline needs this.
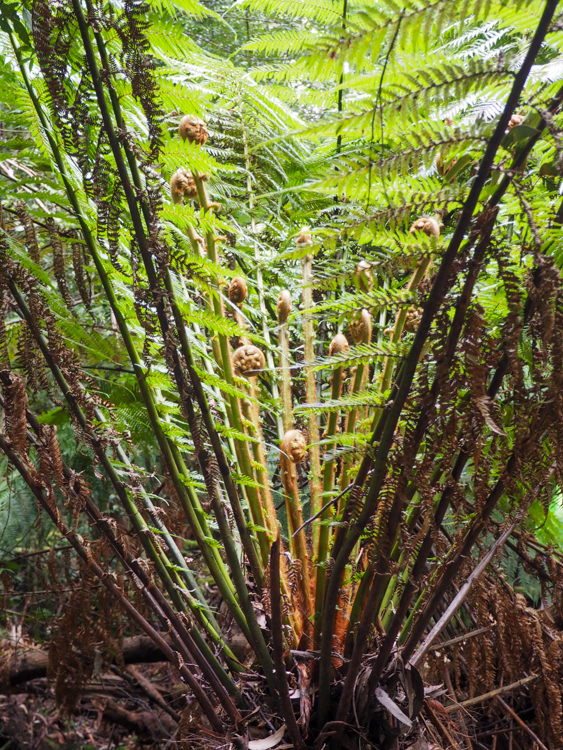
[9,390,242,719]
[424,698,463,750]
[430,625,494,652]
[0,431,225,733]
[270,537,306,750]
[279,448,313,636]
[408,517,521,668]
[401,456,559,664]
[330,225,492,721]
[331,129,555,727]
[443,666,474,750]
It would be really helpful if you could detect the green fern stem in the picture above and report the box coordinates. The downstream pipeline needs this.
[78,16,276,669]
[374,257,431,400]
[314,360,346,639]
[3,268,242,701]
[343,564,375,658]
[301,254,322,551]
[278,294,294,434]
[240,385,278,533]
[77,2,268,606]
[239,99,284,439]
[339,315,372,496]
[95,407,241,672]
[8,30,268,657]
[192,173,274,563]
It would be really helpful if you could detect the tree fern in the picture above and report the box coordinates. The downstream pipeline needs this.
[1,0,563,748]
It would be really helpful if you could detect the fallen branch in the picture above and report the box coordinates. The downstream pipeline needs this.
[125,665,181,722]
[2,635,172,689]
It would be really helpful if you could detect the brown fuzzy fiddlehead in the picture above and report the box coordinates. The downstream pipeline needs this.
[178,115,208,145]
[229,277,248,306]
[232,344,265,378]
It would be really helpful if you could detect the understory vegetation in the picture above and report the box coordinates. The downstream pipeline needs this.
[1,0,563,748]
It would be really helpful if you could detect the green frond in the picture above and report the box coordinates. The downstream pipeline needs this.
[295,387,386,415]
[312,340,404,371]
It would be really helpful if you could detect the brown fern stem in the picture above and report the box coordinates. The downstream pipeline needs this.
[0,430,226,733]
[4,387,242,709]
[270,536,307,750]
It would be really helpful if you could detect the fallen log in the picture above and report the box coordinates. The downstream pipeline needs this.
[2,634,172,689]
[101,698,177,740]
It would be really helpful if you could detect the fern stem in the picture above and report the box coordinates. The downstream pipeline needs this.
[270,537,307,750]
[75,0,266,594]
[239,100,284,439]
[0,431,226,733]
[374,256,430,400]
[4,267,248,687]
[64,8,279,688]
[314,358,345,640]
[93,407,241,672]
[14,387,242,698]
[193,173,273,560]
[278,295,294,434]
[339,312,372,495]
[88,8,280,591]
[246,380,279,530]
[301,254,322,551]
[280,454,313,635]
[8,28,267,656]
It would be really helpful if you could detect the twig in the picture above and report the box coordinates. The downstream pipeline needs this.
[444,672,474,750]
[424,699,462,750]
[429,625,494,652]
[445,676,538,713]
[1,545,72,563]
[495,696,548,750]
[292,482,354,537]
